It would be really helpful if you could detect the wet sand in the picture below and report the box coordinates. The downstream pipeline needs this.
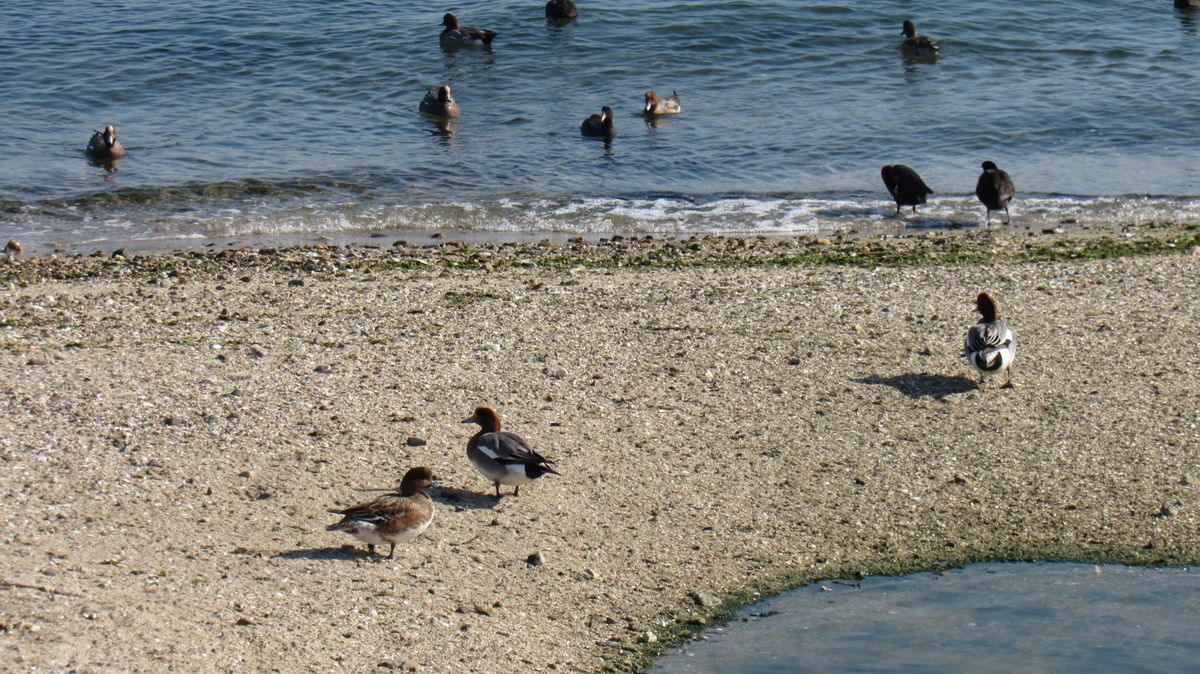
[1,227,1197,672]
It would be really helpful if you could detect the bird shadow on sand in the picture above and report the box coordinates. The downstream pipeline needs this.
[432,486,500,511]
[274,546,373,561]
[856,374,978,400]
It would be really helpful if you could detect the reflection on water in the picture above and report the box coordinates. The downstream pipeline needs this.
[652,563,1200,674]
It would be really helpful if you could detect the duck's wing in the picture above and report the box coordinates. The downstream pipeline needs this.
[327,495,411,528]
[476,431,549,466]
[965,320,1011,354]
[463,26,498,43]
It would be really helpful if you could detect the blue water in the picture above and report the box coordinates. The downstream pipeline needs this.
[652,563,1200,674]
[3,1,1199,250]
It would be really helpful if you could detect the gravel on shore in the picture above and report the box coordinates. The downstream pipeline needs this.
[1,226,1197,672]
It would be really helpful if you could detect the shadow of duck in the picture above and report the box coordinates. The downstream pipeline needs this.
[855,373,978,400]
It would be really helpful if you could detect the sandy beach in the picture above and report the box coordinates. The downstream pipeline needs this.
[1,226,1197,673]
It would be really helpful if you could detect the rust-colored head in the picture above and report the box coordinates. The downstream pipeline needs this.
[975,292,999,322]
[463,406,502,432]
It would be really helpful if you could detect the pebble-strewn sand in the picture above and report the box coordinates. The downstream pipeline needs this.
[1,234,1197,673]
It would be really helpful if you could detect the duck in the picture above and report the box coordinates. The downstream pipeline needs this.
[86,125,125,160]
[463,406,559,497]
[4,240,22,262]
[881,164,934,215]
[644,90,681,116]
[1176,0,1200,9]
[326,466,436,558]
[580,106,616,138]
[964,292,1016,388]
[975,161,1015,224]
[900,20,940,57]
[440,13,497,48]
[420,84,460,118]
[546,0,578,20]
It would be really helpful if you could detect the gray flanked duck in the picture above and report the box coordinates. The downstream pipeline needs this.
[463,407,559,497]
[440,13,497,48]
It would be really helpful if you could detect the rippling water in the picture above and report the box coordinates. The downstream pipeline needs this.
[3,1,1199,249]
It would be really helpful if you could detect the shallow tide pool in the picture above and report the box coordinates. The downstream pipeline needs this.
[652,563,1200,674]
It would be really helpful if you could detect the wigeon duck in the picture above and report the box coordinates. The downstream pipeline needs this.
[643,90,681,116]
[326,466,436,558]
[580,106,615,138]
[975,161,1015,224]
[964,293,1016,388]
[880,164,934,215]
[440,13,497,48]
[4,240,22,261]
[1176,0,1200,9]
[420,84,460,118]
[900,20,940,57]
[86,125,125,160]
[546,0,579,20]
[463,407,558,497]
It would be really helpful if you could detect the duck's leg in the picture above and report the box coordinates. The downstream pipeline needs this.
[367,544,376,556]
[1002,206,1011,225]
[494,480,501,498]
[514,485,520,497]
[1001,367,1015,389]
[386,543,396,559]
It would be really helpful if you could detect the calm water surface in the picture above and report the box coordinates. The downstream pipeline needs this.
[3,1,1199,249]
[652,563,1200,674]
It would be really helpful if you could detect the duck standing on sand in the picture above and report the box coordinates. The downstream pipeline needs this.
[965,292,1016,388]
[463,406,559,497]
[881,164,934,215]
[900,20,939,57]
[581,106,615,138]
[440,13,497,48]
[326,466,436,558]
[4,240,22,262]
[420,84,460,118]
[643,90,681,116]
[975,161,1015,224]
[86,125,125,160]
[546,0,578,20]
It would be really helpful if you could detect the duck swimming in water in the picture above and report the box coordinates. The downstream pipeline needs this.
[900,20,939,57]
[440,13,497,48]
[643,90,681,116]
[420,84,460,118]
[86,125,125,160]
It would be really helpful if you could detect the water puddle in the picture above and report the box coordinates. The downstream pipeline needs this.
[652,563,1199,674]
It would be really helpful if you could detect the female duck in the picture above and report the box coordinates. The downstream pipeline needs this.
[440,13,497,48]
[326,466,436,558]
[420,84,460,118]
[581,106,615,138]
[644,90,681,116]
[86,125,125,160]
[463,407,558,497]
